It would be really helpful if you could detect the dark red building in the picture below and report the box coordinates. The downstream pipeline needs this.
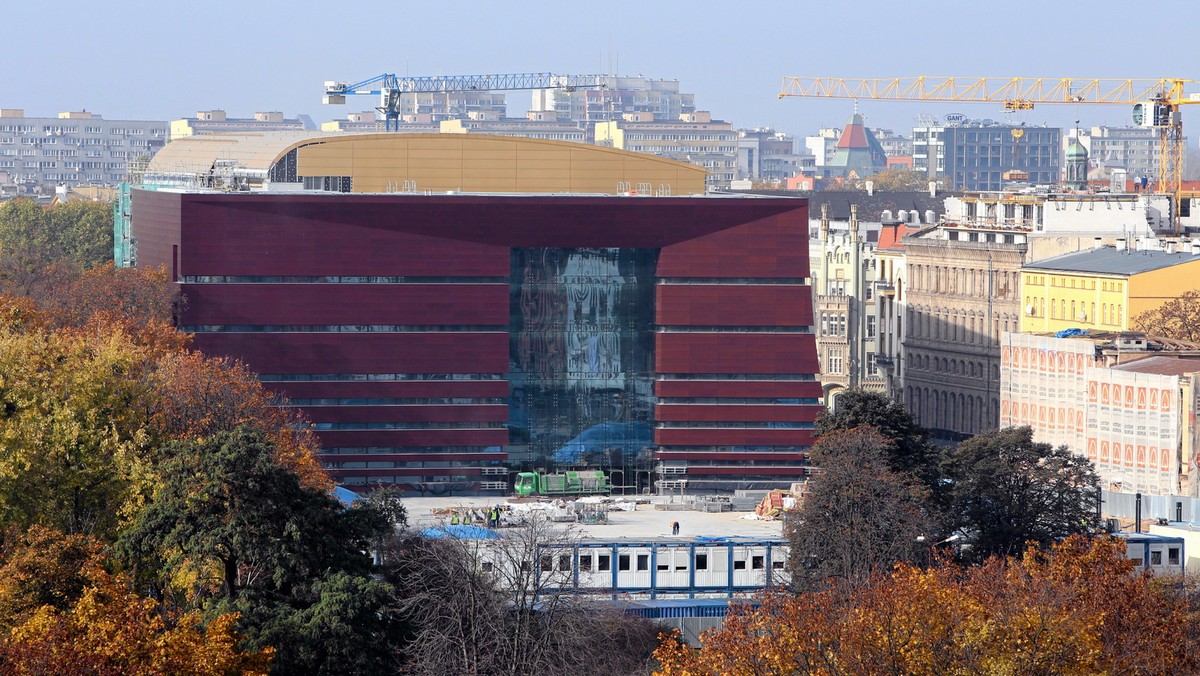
[129,135,820,492]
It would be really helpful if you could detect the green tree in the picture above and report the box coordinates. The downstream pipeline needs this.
[0,199,113,299]
[944,426,1100,562]
[119,426,382,601]
[816,389,939,485]
[237,572,401,676]
[789,427,932,588]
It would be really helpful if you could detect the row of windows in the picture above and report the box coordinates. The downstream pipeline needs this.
[1023,296,1124,324]
[184,324,506,333]
[909,263,1016,298]
[658,422,814,429]
[657,398,820,405]
[291,397,505,406]
[909,354,1001,380]
[182,275,505,284]
[312,422,505,430]
[818,314,876,339]
[906,305,1016,345]
[259,373,504,382]
[906,386,999,436]
[323,446,502,454]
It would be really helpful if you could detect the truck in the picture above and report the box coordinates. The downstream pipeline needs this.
[513,470,611,498]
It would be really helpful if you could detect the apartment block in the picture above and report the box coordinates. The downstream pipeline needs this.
[0,109,167,193]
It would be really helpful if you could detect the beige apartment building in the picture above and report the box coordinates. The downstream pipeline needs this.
[595,112,736,190]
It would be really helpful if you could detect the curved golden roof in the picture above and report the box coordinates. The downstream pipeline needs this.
[146,132,707,195]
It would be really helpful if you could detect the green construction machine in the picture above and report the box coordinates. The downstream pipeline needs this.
[513,470,611,498]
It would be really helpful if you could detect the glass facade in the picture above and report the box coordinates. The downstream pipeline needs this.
[507,248,658,468]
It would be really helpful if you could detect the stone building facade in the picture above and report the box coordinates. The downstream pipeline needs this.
[811,203,885,406]
[902,225,1026,437]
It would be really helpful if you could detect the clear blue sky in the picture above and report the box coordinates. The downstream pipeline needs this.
[12,0,1200,140]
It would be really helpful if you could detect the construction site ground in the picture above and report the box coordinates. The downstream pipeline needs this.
[401,496,786,540]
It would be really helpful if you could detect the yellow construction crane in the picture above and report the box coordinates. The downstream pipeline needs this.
[779,77,1200,219]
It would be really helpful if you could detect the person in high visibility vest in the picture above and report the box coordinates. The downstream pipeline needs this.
[450,512,460,525]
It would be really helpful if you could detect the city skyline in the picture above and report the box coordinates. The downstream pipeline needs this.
[12,0,1199,139]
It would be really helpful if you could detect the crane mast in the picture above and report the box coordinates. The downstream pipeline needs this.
[779,76,1199,229]
[323,72,609,130]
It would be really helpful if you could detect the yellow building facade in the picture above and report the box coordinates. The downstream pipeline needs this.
[1020,247,1200,333]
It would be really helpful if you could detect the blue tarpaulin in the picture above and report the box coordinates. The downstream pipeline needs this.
[1055,328,1088,338]
[420,525,502,540]
[332,486,361,507]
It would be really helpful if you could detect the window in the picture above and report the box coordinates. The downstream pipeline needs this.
[618,554,630,571]
[637,554,649,571]
[752,556,765,570]
[540,555,553,572]
[559,554,571,571]
[1151,550,1162,566]
[481,561,494,573]
[695,553,709,571]
[598,555,610,572]
[734,559,746,570]
[867,315,877,339]
[1170,548,1181,566]
[579,555,592,571]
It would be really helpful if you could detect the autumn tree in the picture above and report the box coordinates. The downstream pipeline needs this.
[863,168,937,191]
[0,199,113,299]
[118,426,401,674]
[789,427,933,589]
[0,325,158,536]
[0,526,105,630]
[944,426,1100,562]
[656,536,1200,675]
[145,351,329,489]
[40,263,181,333]
[0,549,272,675]
[815,389,940,489]
[1132,289,1200,343]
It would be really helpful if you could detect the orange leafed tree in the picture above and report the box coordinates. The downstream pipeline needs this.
[0,526,273,675]
[655,536,1200,675]
[147,351,330,490]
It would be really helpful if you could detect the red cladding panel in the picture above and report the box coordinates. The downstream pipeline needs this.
[686,466,811,476]
[655,380,823,399]
[264,380,508,399]
[655,404,820,423]
[316,429,508,447]
[178,200,510,277]
[298,405,507,424]
[327,468,490,478]
[181,284,509,326]
[655,333,819,375]
[655,429,816,446]
[130,190,181,272]
[655,451,809,462]
[657,212,809,279]
[656,285,813,327]
[322,453,507,463]
[190,333,508,374]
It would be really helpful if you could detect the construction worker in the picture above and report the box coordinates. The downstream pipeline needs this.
[463,511,473,526]
[672,521,680,536]
[450,512,460,525]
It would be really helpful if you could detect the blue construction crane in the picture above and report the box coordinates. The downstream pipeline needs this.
[322,72,609,130]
